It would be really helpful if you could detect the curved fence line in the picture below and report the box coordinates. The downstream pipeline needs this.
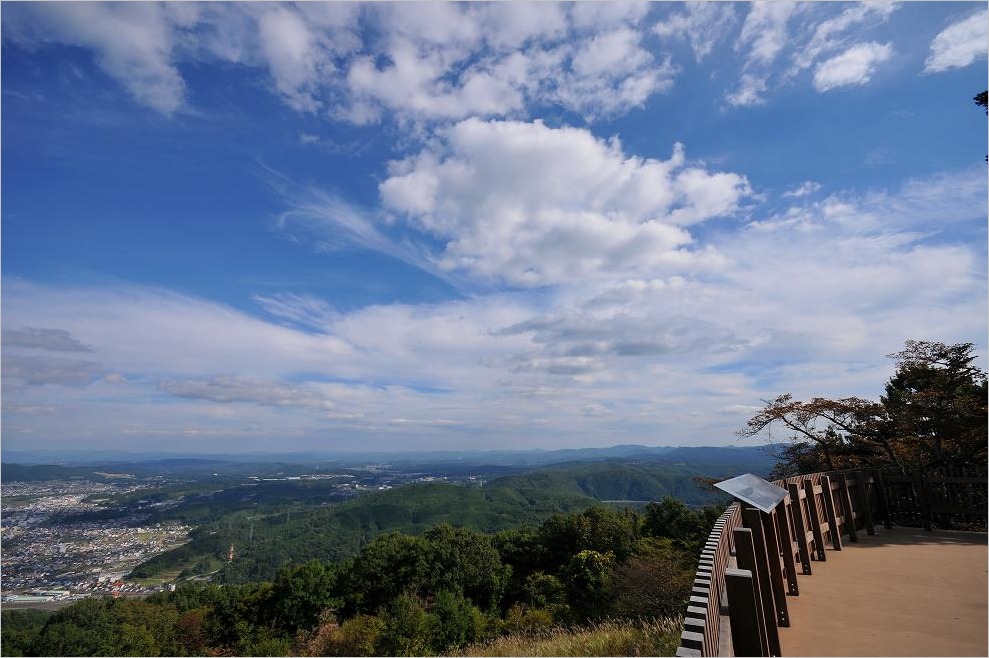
[675,467,988,657]
[676,467,884,657]
[679,501,742,654]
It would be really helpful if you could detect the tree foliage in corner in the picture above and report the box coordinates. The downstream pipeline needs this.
[739,341,987,478]
[881,341,988,472]
[976,90,987,160]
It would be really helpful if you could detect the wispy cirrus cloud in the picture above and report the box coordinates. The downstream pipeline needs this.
[160,376,336,411]
[260,164,469,291]
[924,9,989,73]
[653,2,738,62]
[725,2,802,107]
[725,73,770,108]
[735,1,801,69]
[813,42,892,92]
[726,1,898,106]
[1,281,355,380]
[782,181,822,199]
[252,293,339,332]
[789,2,897,76]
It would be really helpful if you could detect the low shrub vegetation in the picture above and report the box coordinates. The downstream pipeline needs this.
[457,618,683,657]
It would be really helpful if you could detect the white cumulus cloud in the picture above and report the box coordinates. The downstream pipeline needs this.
[379,119,749,286]
[258,7,323,111]
[2,2,674,124]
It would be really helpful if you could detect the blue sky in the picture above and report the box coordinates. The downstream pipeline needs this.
[2,1,987,454]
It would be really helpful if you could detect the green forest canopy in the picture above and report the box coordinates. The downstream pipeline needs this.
[3,499,719,657]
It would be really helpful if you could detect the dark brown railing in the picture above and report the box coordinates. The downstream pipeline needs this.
[680,503,742,655]
[675,466,987,657]
[883,469,988,531]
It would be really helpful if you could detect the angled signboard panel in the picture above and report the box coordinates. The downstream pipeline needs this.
[714,473,788,513]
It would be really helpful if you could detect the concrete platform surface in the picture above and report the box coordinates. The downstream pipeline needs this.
[779,526,988,657]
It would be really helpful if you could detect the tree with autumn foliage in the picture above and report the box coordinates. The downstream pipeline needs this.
[739,341,987,477]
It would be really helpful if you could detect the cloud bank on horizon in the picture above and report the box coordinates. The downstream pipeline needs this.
[2,1,987,454]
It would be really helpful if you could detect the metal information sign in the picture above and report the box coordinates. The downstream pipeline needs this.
[714,473,788,513]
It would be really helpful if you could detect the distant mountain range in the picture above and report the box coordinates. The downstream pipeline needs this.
[2,443,775,471]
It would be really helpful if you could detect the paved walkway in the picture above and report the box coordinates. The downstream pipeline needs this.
[779,526,987,657]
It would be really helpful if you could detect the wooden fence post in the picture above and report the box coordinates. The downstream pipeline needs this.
[821,475,842,550]
[787,482,813,574]
[835,473,858,542]
[872,468,893,529]
[914,470,932,531]
[803,478,827,560]
[854,470,876,535]
[725,568,765,657]
[743,507,790,628]
[774,497,799,596]
[734,527,778,656]
[961,467,973,522]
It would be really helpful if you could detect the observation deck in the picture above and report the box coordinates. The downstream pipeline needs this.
[676,468,988,657]
[780,525,986,656]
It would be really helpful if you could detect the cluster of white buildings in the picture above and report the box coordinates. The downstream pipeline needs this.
[1,480,189,598]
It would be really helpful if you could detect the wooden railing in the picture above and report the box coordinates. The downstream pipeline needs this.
[680,503,742,655]
[675,468,872,657]
[883,469,988,530]
[676,466,988,656]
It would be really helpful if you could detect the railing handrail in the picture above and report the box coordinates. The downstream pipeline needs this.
[679,502,742,654]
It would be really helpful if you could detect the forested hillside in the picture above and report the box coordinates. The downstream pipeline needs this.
[132,458,761,584]
[1,464,107,482]
[2,499,717,657]
[492,457,768,503]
